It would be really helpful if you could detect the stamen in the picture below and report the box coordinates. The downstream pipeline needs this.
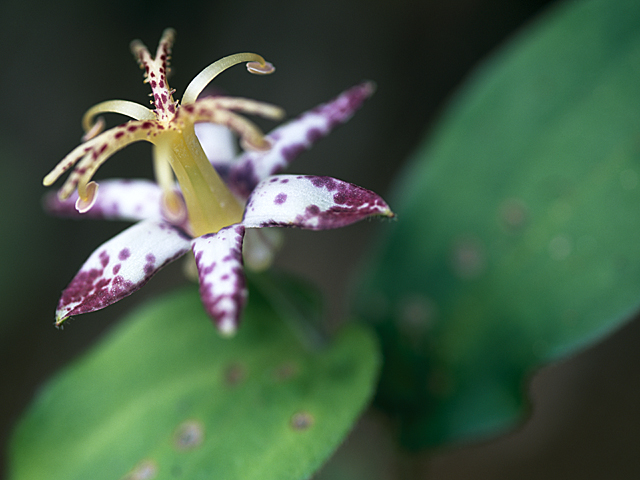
[152,145,187,225]
[195,96,285,120]
[82,117,105,142]
[182,53,276,105]
[43,136,103,187]
[185,105,271,151]
[246,61,275,75]
[161,191,188,225]
[75,181,98,213]
[46,31,278,237]
[82,100,155,138]
[52,120,162,200]
[153,150,175,193]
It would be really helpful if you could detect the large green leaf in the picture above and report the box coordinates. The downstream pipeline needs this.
[355,0,640,448]
[9,285,378,479]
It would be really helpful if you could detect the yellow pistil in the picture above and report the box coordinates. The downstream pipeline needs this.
[43,28,284,237]
[154,124,244,236]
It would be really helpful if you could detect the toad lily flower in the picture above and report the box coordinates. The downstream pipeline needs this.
[44,29,393,335]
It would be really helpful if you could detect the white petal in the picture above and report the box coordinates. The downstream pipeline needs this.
[195,123,237,167]
[225,82,375,198]
[55,220,191,323]
[242,175,393,230]
[192,225,247,336]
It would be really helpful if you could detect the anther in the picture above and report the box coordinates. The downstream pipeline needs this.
[246,61,275,75]
[161,191,188,225]
[75,181,99,213]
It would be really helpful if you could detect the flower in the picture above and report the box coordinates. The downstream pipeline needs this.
[44,29,393,336]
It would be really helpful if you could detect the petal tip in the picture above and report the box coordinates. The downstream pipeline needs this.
[382,206,396,219]
[54,314,69,328]
[361,80,377,96]
[217,318,238,337]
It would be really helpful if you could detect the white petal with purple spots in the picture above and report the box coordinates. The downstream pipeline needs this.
[44,179,163,222]
[225,82,375,198]
[56,220,191,323]
[192,225,247,336]
[242,174,393,230]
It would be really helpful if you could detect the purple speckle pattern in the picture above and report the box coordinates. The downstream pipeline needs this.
[223,82,375,199]
[192,225,247,336]
[99,250,110,268]
[242,174,393,230]
[55,220,191,322]
[47,80,392,331]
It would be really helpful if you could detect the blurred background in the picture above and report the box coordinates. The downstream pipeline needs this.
[4,0,640,478]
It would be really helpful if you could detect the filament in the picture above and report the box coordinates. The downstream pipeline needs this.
[182,53,275,105]
[82,100,155,138]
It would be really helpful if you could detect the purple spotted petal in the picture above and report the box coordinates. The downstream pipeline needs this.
[44,179,163,222]
[192,225,247,336]
[226,82,375,198]
[56,220,191,323]
[242,174,393,230]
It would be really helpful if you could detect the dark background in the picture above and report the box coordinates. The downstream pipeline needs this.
[4,0,640,478]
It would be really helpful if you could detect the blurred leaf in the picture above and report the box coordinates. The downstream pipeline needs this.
[9,285,379,480]
[249,270,326,345]
[355,0,640,448]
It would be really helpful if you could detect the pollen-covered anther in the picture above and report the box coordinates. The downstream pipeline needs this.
[161,190,188,225]
[75,181,99,213]
[181,53,277,105]
[246,61,275,75]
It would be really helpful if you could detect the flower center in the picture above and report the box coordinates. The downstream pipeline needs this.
[43,28,283,238]
[133,31,277,235]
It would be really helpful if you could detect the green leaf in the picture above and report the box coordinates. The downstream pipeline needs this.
[355,0,640,448]
[9,286,379,480]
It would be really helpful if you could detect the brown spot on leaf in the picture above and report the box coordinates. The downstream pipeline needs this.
[273,362,299,381]
[451,236,486,279]
[224,363,245,386]
[173,420,205,451]
[290,411,314,431]
[499,198,529,232]
[121,459,157,480]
